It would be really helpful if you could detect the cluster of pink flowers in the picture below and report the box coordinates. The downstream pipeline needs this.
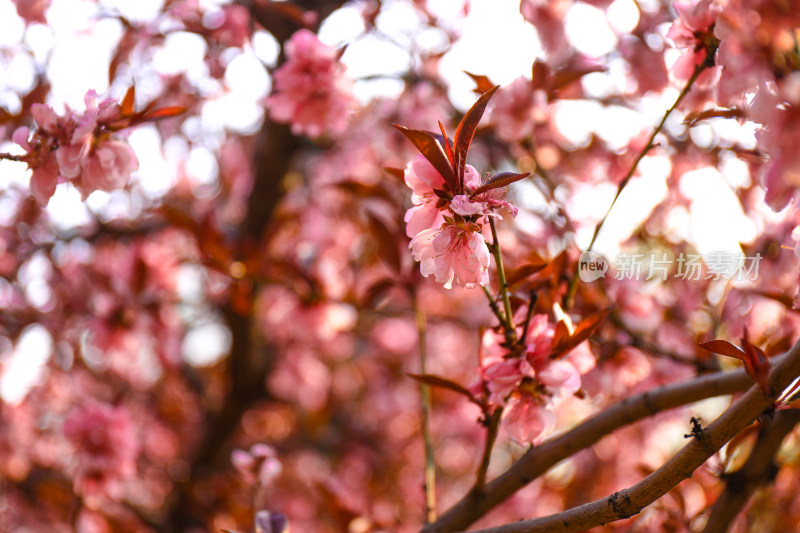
[266,29,354,139]
[11,91,139,205]
[473,308,594,444]
[231,443,282,487]
[666,0,800,210]
[62,401,139,504]
[666,0,721,86]
[405,155,518,289]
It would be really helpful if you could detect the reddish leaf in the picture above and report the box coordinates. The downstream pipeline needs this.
[408,373,475,401]
[683,107,744,127]
[366,212,401,274]
[393,125,455,190]
[464,71,495,93]
[470,172,530,197]
[383,167,405,182]
[531,60,548,88]
[551,320,572,356]
[453,85,498,192]
[551,307,610,359]
[700,329,771,394]
[121,86,135,116]
[506,261,548,286]
[333,181,394,203]
[698,340,746,359]
[438,120,455,165]
[550,64,606,93]
[142,105,187,121]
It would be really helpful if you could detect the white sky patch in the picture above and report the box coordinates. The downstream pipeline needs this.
[0,324,53,405]
[153,31,208,78]
[565,2,618,57]
[182,318,231,367]
[606,0,640,34]
[46,185,93,231]
[439,0,541,110]
[552,100,601,148]
[576,155,671,257]
[225,49,271,98]
[129,125,174,199]
[45,3,123,108]
[679,167,757,256]
[0,1,25,47]
[318,3,366,46]
[99,0,165,23]
[252,30,280,67]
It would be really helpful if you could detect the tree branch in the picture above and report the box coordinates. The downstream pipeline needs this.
[702,409,800,533]
[423,358,770,532]
[462,339,800,533]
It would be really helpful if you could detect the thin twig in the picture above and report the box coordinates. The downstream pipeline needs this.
[422,357,766,532]
[474,407,503,492]
[413,291,438,524]
[482,285,507,328]
[702,409,800,533]
[489,217,516,342]
[461,339,800,533]
[563,63,707,310]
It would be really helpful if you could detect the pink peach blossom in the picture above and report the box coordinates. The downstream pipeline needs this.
[231,443,282,486]
[409,222,490,289]
[266,29,354,138]
[666,0,721,86]
[63,402,139,502]
[502,391,556,445]
[80,138,139,198]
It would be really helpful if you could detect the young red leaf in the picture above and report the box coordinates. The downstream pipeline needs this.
[438,120,455,165]
[142,105,187,121]
[393,124,455,190]
[383,166,405,181]
[700,329,771,394]
[531,60,548,88]
[407,373,476,402]
[698,340,746,359]
[470,172,530,198]
[551,320,572,357]
[334,181,394,203]
[550,64,606,94]
[506,261,548,287]
[453,85,498,193]
[366,212,401,274]
[683,107,744,127]
[550,307,610,359]
[121,86,135,116]
[464,71,495,93]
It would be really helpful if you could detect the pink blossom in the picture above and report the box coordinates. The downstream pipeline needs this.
[502,391,556,445]
[80,138,139,198]
[13,0,50,24]
[666,0,721,86]
[403,156,483,237]
[483,357,535,405]
[231,443,282,486]
[266,29,354,138]
[537,360,581,397]
[409,222,490,289]
[450,194,492,217]
[63,402,139,502]
[12,126,59,205]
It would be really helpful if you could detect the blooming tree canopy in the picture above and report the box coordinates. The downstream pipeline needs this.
[2,1,800,532]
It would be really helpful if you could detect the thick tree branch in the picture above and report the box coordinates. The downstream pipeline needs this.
[462,339,800,533]
[423,360,765,532]
[702,409,800,533]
